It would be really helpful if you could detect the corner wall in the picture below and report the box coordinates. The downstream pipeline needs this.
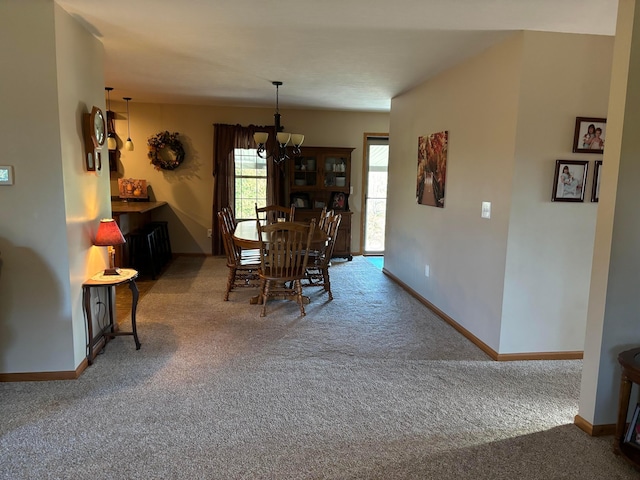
[386,33,523,352]
[386,31,613,355]
[0,1,109,374]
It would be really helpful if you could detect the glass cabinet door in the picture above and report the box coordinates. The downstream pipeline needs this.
[323,156,348,188]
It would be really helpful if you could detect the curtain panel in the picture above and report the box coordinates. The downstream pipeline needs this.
[211,123,286,255]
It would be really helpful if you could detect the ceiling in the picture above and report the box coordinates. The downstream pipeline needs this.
[55,0,618,112]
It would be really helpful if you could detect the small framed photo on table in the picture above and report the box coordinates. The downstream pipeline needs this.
[330,191,348,211]
[552,160,588,202]
[572,117,606,153]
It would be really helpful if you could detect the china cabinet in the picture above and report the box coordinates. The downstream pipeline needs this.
[287,146,354,259]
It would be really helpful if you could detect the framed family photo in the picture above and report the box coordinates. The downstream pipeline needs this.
[572,117,606,153]
[591,160,603,202]
[330,191,348,211]
[552,160,588,202]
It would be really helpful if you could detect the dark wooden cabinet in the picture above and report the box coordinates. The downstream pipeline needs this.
[287,146,354,260]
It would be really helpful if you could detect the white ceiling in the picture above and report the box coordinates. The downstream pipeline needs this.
[55,0,618,112]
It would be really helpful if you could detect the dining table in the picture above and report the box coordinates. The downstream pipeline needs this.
[231,219,329,305]
[231,219,329,250]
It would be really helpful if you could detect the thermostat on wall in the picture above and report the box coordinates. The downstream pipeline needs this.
[0,166,14,185]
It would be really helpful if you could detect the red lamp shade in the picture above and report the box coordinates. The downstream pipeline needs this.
[95,219,125,246]
[95,218,126,275]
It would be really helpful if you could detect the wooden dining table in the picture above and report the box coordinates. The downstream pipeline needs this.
[231,219,328,305]
[232,219,328,250]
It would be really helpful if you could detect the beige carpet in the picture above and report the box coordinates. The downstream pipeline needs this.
[0,256,636,479]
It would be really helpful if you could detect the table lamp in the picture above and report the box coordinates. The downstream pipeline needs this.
[94,218,126,275]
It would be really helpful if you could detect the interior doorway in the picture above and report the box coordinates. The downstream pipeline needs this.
[361,134,389,256]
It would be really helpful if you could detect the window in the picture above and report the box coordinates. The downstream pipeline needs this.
[234,148,267,220]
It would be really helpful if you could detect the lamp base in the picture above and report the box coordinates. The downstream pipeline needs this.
[103,267,121,276]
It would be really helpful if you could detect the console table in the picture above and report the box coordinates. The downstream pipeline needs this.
[82,268,141,364]
[615,347,640,470]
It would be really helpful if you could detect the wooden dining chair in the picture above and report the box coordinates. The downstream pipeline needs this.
[217,211,261,301]
[255,203,296,224]
[221,205,237,230]
[257,220,316,317]
[303,213,341,300]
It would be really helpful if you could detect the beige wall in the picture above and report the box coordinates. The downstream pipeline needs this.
[580,0,640,426]
[386,31,613,355]
[108,103,389,254]
[387,33,523,351]
[0,1,109,373]
[501,31,612,353]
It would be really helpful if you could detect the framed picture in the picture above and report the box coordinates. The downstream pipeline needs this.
[291,193,310,209]
[118,178,148,199]
[330,191,348,211]
[552,160,588,202]
[572,117,606,153]
[624,404,640,449]
[417,131,448,208]
[591,160,603,202]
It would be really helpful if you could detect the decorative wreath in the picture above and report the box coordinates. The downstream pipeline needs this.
[147,131,185,170]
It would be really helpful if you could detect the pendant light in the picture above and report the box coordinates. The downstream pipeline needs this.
[105,87,117,150]
[123,97,134,151]
[253,81,304,164]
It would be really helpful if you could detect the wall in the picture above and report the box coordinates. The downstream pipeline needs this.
[386,31,613,355]
[107,103,389,254]
[54,3,112,368]
[0,0,108,374]
[580,0,640,426]
[501,31,612,353]
[386,33,523,352]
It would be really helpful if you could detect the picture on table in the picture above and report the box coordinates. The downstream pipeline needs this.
[552,160,588,202]
[330,191,348,211]
[591,160,602,202]
[572,117,606,153]
[118,178,148,199]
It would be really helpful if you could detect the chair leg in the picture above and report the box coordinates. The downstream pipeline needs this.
[322,267,333,301]
[294,279,306,316]
[224,266,236,301]
[260,280,270,317]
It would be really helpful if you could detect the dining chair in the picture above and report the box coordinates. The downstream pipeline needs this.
[257,220,316,317]
[303,213,341,300]
[221,205,237,229]
[255,203,296,224]
[217,211,261,301]
[318,207,335,232]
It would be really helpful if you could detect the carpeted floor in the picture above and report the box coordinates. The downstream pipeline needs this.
[0,256,636,479]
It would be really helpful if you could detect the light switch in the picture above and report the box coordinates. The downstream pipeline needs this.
[481,201,491,219]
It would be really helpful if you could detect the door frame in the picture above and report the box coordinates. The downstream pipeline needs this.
[360,132,389,255]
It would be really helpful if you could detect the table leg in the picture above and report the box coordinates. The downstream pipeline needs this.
[129,279,141,350]
[83,286,94,364]
[615,374,633,453]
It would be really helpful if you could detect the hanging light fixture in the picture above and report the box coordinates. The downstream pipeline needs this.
[123,97,134,151]
[105,87,117,150]
[253,81,304,164]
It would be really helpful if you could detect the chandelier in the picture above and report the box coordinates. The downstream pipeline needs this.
[253,81,304,164]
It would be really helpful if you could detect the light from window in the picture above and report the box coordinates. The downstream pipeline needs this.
[234,148,267,220]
